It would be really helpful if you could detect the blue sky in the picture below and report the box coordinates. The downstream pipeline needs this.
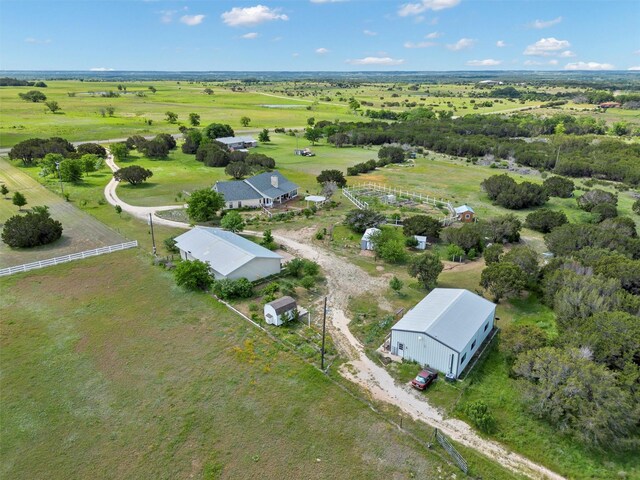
[1,0,639,71]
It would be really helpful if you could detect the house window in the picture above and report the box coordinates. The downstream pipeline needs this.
[398,343,404,351]
[471,340,476,350]
[238,201,242,207]
[228,202,233,209]
[465,214,470,219]
[484,323,489,332]
[460,353,467,364]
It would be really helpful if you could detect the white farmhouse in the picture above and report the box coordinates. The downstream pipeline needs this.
[213,171,299,210]
[264,296,297,326]
[174,227,282,282]
[389,289,496,378]
[360,227,381,251]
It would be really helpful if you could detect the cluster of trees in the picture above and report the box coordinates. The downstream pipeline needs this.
[1,77,47,87]
[1,205,63,248]
[123,133,177,159]
[481,174,548,209]
[18,90,47,102]
[36,152,104,183]
[224,152,276,179]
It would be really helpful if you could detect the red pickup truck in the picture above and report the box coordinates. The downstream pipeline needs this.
[410,368,438,390]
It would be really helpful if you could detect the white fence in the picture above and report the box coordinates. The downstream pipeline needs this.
[341,187,370,210]
[0,241,138,277]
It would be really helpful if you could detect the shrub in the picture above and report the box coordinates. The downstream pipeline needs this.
[483,244,503,264]
[525,209,568,233]
[1,207,62,248]
[463,401,496,434]
[300,276,316,290]
[174,260,213,291]
[543,176,575,198]
[344,209,385,233]
[446,244,465,261]
[212,278,253,299]
[164,236,179,254]
[576,189,617,212]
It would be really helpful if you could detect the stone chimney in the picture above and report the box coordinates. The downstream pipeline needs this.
[271,175,279,188]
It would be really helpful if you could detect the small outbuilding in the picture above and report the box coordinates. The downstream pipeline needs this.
[454,205,475,223]
[215,136,258,150]
[389,289,496,379]
[174,227,282,282]
[414,235,427,250]
[360,227,381,251]
[264,296,298,326]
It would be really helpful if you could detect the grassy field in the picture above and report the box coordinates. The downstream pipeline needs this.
[0,158,127,268]
[0,250,519,480]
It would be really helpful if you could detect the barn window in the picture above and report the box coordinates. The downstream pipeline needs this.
[460,353,467,364]
[471,340,476,350]
[398,343,404,351]
[484,323,488,332]
[465,214,470,219]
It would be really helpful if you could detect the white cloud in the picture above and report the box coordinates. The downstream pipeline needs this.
[398,0,460,16]
[25,37,52,44]
[404,41,436,49]
[363,29,377,36]
[292,52,300,57]
[628,66,640,70]
[89,67,115,71]
[310,0,347,3]
[523,60,543,66]
[242,32,259,39]
[496,40,506,48]
[559,50,576,58]
[466,59,502,66]
[446,38,476,51]
[564,61,615,71]
[524,37,570,56]
[347,56,405,66]
[549,59,559,65]
[180,14,205,26]
[634,49,640,55]
[316,47,329,54]
[530,16,562,29]
[426,31,442,39]
[221,5,288,27]
[159,10,176,23]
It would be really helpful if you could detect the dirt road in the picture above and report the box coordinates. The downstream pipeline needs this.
[101,158,564,479]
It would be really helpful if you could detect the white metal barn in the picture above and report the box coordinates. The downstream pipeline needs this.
[264,296,297,326]
[360,228,381,250]
[390,289,496,378]
[174,227,282,282]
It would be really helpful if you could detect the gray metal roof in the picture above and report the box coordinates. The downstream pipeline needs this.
[246,171,298,199]
[391,289,495,352]
[454,205,475,214]
[214,180,263,202]
[267,296,297,314]
[174,227,281,276]
[361,228,381,241]
[216,136,256,145]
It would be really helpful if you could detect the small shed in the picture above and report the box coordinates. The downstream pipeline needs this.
[264,296,298,326]
[454,205,475,223]
[414,235,427,250]
[383,194,396,204]
[361,227,381,251]
[304,195,326,207]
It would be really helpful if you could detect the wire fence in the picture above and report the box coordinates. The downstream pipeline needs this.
[0,241,138,277]
[435,428,468,474]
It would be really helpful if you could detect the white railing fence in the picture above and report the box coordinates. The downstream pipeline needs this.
[0,241,138,277]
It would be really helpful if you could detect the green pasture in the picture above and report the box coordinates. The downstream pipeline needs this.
[0,250,519,480]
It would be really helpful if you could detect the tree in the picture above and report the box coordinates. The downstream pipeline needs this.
[221,211,245,233]
[317,169,346,188]
[2,207,63,248]
[165,111,178,124]
[611,121,630,136]
[18,90,46,102]
[148,86,157,94]
[463,401,496,434]
[344,209,385,233]
[480,262,526,303]
[196,143,230,167]
[12,192,27,211]
[408,252,443,290]
[76,143,107,158]
[105,106,115,117]
[261,229,276,250]
[44,100,60,113]
[113,165,153,185]
[304,127,322,145]
[483,214,522,243]
[174,260,213,291]
[378,146,405,164]
[543,176,574,198]
[371,228,408,264]
[182,128,203,154]
[139,139,170,159]
[307,117,315,127]
[514,347,638,450]
[445,244,465,261]
[481,174,548,210]
[110,142,129,161]
[500,324,548,366]
[154,133,177,150]
[483,243,503,265]
[186,189,224,222]
[402,215,442,239]
[1,184,9,198]
[576,189,617,212]
[502,245,540,284]
[240,116,251,127]
[225,161,251,179]
[328,132,350,148]
[58,159,84,183]
[203,123,234,140]
[189,113,201,127]
[525,209,568,233]
[80,154,101,176]
[258,128,270,142]
[8,137,75,166]
[591,202,618,222]
[203,87,214,95]
[348,98,361,112]
[633,199,640,215]
[389,276,403,295]
[441,223,484,253]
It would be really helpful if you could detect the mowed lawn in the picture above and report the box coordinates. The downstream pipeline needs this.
[0,250,475,480]
[0,158,127,268]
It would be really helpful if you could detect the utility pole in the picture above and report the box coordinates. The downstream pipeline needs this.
[55,162,64,197]
[148,213,157,256]
[321,296,327,371]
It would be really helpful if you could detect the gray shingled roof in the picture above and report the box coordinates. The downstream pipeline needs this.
[214,180,263,202]
[246,171,298,199]
[216,136,256,145]
[391,289,495,352]
[174,227,281,276]
[267,296,297,314]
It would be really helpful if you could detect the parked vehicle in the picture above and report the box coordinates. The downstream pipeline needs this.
[410,368,438,390]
